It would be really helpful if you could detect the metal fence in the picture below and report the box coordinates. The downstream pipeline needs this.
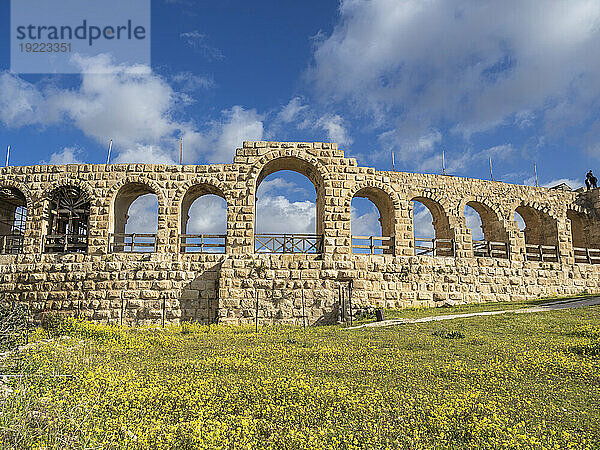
[0,234,24,254]
[351,235,394,255]
[525,244,559,262]
[414,237,455,257]
[109,233,157,253]
[472,240,510,258]
[43,234,88,253]
[180,234,226,253]
[255,233,324,254]
[573,247,600,264]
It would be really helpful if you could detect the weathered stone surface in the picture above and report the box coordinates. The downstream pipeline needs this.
[0,141,599,325]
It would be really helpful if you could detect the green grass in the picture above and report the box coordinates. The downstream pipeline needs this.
[1,305,600,449]
[379,293,598,321]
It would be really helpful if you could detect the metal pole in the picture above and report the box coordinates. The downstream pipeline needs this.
[392,150,395,172]
[180,137,183,165]
[534,164,538,187]
[106,139,112,164]
[442,149,445,175]
[5,145,10,167]
[489,156,494,181]
[255,289,259,333]
[301,288,306,329]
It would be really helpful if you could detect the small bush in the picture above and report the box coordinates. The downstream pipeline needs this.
[40,312,75,338]
[0,303,30,351]
[432,330,465,339]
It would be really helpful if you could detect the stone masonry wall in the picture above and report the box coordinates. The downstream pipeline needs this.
[0,141,599,325]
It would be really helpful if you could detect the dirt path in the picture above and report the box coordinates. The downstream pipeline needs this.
[349,297,600,329]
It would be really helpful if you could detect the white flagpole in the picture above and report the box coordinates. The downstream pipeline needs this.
[106,139,112,164]
[442,149,446,175]
[489,156,494,181]
[534,163,538,187]
[391,150,395,171]
[5,145,10,167]
[180,137,183,165]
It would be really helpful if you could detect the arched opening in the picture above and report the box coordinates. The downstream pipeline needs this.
[567,209,600,264]
[0,187,27,254]
[515,204,559,261]
[44,185,90,253]
[464,201,509,258]
[180,184,227,253]
[351,187,395,254]
[254,157,324,254]
[111,183,158,253]
[411,197,454,256]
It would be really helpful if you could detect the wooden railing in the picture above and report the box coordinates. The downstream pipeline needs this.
[414,237,455,257]
[43,234,88,253]
[0,234,24,254]
[525,244,559,262]
[573,247,600,264]
[180,234,226,253]
[255,233,324,254]
[472,240,510,259]
[352,235,395,255]
[109,233,156,253]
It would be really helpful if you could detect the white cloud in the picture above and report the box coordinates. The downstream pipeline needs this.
[113,144,177,165]
[278,97,309,123]
[180,31,224,60]
[542,178,583,190]
[206,106,264,163]
[351,204,381,236]
[412,203,434,238]
[464,206,484,240]
[0,54,202,163]
[259,177,307,196]
[171,72,215,92]
[125,194,158,234]
[315,114,353,146]
[255,196,315,234]
[186,194,227,234]
[0,55,269,165]
[48,147,84,165]
[310,0,600,161]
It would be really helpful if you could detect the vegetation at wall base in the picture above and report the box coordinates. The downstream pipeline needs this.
[1,306,599,449]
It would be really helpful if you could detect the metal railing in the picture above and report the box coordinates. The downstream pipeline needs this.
[472,240,510,259]
[109,233,157,253]
[0,234,24,254]
[414,237,455,257]
[573,247,600,264]
[525,244,559,262]
[255,233,324,254]
[43,234,88,253]
[180,234,226,253]
[352,235,395,255]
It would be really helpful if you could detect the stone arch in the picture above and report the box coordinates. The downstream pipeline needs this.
[108,178,165,237]
[567,208,600,249]
[410,194,454,256]
[347,181,400,238]
[459,197,508,243]
[0,180,33,208]
[249,152,331,235]
[41,178,94,204]
[43,184,92,253]
[410,194,453,240]
[0,182,30,254]
[177,181,228,236]
[514,202,559,246]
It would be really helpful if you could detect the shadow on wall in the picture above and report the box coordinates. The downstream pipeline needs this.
[178,262,222,324]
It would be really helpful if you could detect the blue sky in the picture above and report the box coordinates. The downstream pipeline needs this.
[1,0,600,238]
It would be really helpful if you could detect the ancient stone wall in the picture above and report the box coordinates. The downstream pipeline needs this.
[0,141,599,325]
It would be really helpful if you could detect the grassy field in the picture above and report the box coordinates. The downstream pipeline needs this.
[1,303,600,449]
